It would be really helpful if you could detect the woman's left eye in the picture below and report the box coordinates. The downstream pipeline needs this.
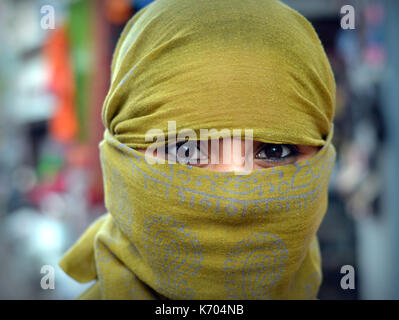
[255,144,298,161]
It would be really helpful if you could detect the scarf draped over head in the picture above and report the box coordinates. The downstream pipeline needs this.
[59,0,336,299]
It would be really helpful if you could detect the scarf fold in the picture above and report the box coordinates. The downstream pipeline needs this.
[60,127,335,299]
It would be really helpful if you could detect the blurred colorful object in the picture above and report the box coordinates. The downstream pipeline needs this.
[364,1,386,68]
[67,0,94,142]
[43,27,77,143]
[105,0,133,24]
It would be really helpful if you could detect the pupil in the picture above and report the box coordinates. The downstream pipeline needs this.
[265,145,282,158]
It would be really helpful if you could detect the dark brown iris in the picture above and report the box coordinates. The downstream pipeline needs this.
[265,144,283,159]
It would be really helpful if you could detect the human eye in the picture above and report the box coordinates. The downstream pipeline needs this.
[165,140,208,164]
[255,143,299,164]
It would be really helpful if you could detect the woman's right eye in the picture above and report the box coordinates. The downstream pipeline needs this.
[165,141,208,164]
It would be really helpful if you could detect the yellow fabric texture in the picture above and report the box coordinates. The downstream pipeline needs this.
[59,0,336,299]
[102,0,335,148]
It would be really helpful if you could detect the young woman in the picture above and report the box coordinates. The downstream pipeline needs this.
[59,0,336,299]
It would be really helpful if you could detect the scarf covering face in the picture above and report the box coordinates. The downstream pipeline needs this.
[59,0,336,299]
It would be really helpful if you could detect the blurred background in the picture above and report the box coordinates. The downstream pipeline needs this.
[0,0,398,299]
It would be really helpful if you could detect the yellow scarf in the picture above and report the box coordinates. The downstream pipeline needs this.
[59,0,336,299]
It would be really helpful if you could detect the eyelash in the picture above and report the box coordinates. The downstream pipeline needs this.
[165,141,203,154]
[254,144,299,163]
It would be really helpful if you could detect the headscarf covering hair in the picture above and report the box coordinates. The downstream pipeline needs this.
[59,0,336,300]
[102,0,335,148]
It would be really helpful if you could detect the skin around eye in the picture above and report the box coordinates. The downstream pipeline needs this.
[253,144,310,168]
[136,139,320,171]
